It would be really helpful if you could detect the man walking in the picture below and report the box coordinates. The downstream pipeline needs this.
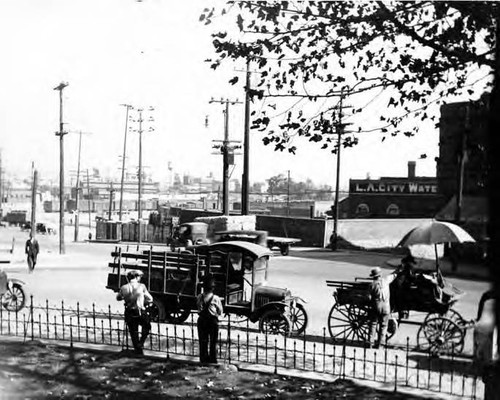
[117,270,153,355]
[25,233,39,273]
[368,267,397,349]
[196,275,223,364]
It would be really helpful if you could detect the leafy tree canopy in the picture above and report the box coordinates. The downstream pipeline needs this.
[201,1,497,154]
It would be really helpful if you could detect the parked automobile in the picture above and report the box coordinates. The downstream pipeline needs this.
[21,222,56,235]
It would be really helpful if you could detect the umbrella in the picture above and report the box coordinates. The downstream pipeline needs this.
[397,220,476,270]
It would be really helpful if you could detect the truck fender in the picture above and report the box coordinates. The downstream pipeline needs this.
[249,301,288,323]
[7,278,25,288]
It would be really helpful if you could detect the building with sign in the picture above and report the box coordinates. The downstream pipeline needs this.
[343,161,446,218]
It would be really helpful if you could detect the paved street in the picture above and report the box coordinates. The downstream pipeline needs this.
[0,221,490,355]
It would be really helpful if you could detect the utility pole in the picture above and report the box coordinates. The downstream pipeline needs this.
[54,82,69,255]
[30,169,38,238]
[86,169,92,239]
[119,104,133,222]
[72,130,92,242]
[331,87,352,251]
[242,59,251,215]
[135,107,154,243]
[209,98,242,215]
[108,182,115,220]
[286,170,291,217]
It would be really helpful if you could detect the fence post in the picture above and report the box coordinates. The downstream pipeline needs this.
[274,338,278,374]
[70,316,73,348]
[394,354,398,393]
[30,295,34,341]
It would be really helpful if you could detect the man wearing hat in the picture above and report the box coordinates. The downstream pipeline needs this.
[368,266,397,348]
[196,275,223,364]
[117,269,153,355]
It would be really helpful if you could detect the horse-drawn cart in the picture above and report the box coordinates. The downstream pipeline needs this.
[106,241,308,335]
[326,266,469,354]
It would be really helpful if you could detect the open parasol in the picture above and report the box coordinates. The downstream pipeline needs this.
[397,220,476,270]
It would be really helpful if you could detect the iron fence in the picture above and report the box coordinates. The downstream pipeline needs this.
[0,297,484,399]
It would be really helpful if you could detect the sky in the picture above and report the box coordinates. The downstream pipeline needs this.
[0,0,450,190]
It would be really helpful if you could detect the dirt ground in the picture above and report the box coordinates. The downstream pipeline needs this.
[0,339,440,400]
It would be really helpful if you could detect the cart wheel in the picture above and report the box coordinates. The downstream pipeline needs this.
[259,309,291,336]
[328,302,370,343]
[147,297,166,322]
[2,283,26,312]
[165,308,191,324]
[417,316,465,355]
[289,303,308,335]
[424,308,466,327]
[280,244,289,256]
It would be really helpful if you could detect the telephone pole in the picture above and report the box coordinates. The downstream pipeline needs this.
[242,59,251,215]
[72,130,92,242]
[287,170,291,217]
[209,98,242,215]
[30,168,38,238]
[119,104,133,222]
[331,86,352,251]
[135,107,154,243]
[86,169,92,239]
[54,82,69,255]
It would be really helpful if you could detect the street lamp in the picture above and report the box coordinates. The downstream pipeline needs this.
[54,82,68,255]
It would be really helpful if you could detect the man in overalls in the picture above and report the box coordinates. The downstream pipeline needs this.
[368,267,397,349]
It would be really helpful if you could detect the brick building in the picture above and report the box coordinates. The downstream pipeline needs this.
[344,161,446,218]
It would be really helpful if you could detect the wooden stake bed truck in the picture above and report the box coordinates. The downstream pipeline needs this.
[106,241,308,335]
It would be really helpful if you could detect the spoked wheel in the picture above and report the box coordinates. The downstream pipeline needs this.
[424,308,466,327]
[259,309,291,336]
[146,297,166,323]
[2,283,26,312]
[328,302,370,343]
[417,316,465,355]
[289,303,308,335]
[165,308,191,324]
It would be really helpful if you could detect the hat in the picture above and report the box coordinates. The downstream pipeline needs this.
[369,267,381,278]
[402,254,416,265]
[127,269,143,279]
[203,275,216,290]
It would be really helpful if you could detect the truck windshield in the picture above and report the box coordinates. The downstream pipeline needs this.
[253,257,268,285]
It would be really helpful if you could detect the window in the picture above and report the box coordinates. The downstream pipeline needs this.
[356,203,370,217]
[386,203,400,216]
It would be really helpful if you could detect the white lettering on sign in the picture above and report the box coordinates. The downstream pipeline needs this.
[351,181,437,194]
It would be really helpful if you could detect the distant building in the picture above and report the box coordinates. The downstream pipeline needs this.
[344,161,445,218]
[437,97,488,200]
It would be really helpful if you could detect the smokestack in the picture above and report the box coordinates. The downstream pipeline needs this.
[408,161,416,178]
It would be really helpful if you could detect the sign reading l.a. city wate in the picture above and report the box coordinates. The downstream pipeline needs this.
[350,180,438,194]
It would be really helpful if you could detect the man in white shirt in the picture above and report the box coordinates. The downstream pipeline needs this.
[196,275,223,364]
[117,270,153,355]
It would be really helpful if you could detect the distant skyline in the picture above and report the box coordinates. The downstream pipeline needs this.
[0,1,464,192]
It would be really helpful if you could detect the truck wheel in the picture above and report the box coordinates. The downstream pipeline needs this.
[289,303,308,335]
[259,309,291,336]
[280,244,290,256]
[165,308,191,324]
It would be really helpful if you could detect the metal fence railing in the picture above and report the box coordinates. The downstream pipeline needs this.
[0,297,484,399]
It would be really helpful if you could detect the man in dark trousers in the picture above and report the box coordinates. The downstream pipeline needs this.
[368,267,397,349]
[116,270,153,355]
[25,233,39,273]
[196,275,223,364]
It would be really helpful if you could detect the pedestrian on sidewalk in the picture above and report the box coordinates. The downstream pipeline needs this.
[367,266,397,349]
[25,233,39,273]
[196,275,223,364]
[117,269,153,355]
